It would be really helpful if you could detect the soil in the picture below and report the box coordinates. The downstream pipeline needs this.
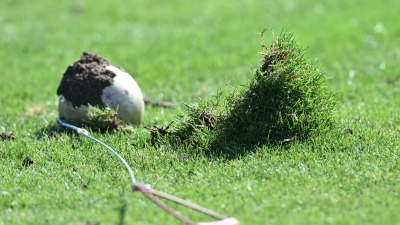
[198,112,217,130]
[144,98,175,108]
[0,132,16,140]
[22,156,34,167]
[257,43,288,77]
[56,52,116,107]
[145,121,173,138]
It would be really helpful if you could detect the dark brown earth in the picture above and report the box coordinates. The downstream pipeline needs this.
[0,132,16,140]
[257,43,288,77]
[56,52,116,107]
[22,156,34,167]
[143,98,175,108]
[198,112,217,130]
[145,121,174,138]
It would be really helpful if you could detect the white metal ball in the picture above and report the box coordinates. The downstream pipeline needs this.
[58,66,144,126]
[101,65,144,125]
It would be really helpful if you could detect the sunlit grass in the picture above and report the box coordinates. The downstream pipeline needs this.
[1,0,399,224]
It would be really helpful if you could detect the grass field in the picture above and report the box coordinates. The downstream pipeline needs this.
[1,0,399,224]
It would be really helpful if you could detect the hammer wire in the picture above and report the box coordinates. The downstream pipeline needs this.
[56,117,229,225]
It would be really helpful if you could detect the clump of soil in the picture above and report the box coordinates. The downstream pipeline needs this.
[56,52,116,107]
[145,121,174,138]
[144,98,175,108]
[22,156,34,167]
[1,132,16,141]
[198,112,218,130]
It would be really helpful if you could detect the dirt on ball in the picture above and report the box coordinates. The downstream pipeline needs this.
[56,52,116,108]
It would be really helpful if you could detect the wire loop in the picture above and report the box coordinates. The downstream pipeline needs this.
[56,117,238,225]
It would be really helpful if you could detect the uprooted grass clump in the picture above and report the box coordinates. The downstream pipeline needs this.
[82,105,123,132]
[221,30,337,144]
[157,29,336,155]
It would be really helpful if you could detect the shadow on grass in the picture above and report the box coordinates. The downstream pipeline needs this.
[34,122,81,139]
[118,202,128,225]
[34,119,121,140]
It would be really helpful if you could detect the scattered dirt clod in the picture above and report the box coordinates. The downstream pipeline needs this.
[280,135,296,145]
[198,112,218,130]
[1,132,16,141]
[144,98,175,108]
[345,128,354,135]
[47,131,58,139]
[145,122,174,138]
[22,157,34,167]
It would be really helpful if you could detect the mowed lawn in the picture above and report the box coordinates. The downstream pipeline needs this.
[0,0,399,225]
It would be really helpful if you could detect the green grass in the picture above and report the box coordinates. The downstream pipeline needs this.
[160,30,338,158]
[1,0,399,225]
